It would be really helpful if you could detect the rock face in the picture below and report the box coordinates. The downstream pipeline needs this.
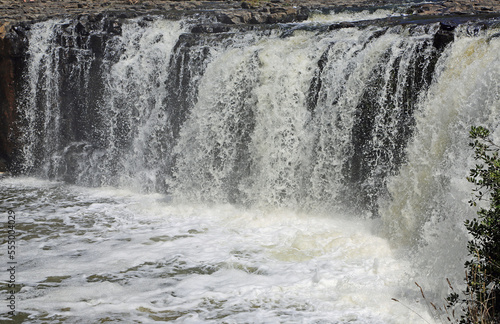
[0,25,24,172]
[1,0,500,25]
[410,0,500,16]
[0,0,499,172]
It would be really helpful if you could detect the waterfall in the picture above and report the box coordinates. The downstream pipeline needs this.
[19,18,188,191]
[20,20,65,175]
[7,12,500,322]
[381,25,500,290]
[173,23,447,214]
[17,15,500,245]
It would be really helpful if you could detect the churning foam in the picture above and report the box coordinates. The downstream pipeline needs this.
[1,177,433,323]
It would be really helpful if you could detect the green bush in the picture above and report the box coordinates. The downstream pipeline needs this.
[451,126,500,323]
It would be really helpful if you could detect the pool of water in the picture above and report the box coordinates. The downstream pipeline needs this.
[0,177,435,323]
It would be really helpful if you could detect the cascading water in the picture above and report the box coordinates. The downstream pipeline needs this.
[18,18,449,213]
[173,23,445,214]
[19,19,188,191]
[2,11,500,323]
[381,24,500,293]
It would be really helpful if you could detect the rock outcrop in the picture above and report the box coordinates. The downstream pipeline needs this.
[2,0,500,26]
[0,23,24,172]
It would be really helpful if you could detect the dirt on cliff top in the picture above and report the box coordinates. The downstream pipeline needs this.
[0,0,499,36]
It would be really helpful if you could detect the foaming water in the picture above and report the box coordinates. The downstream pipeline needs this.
[0,177,432,323]
[307,9,405,24]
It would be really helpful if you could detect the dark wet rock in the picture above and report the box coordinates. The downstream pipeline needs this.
[434,22,456,50]
[191,23,231,33]
[329,21,356,30]
[0,157,8,172]
[0,26,24,173]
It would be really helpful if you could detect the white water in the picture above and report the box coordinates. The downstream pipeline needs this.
[20,20,65,175]
[308,9,405,24]
[173,24,443,212]
[0,177,432,323]
[382,25,500,296]
[4,12,500,324]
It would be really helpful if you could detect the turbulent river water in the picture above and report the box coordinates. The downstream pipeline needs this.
[1,9,500,323]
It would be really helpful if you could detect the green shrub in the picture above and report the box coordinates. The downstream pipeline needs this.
[452,126,500,323]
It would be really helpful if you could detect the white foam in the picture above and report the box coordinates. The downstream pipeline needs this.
[1,177,434,323]
[307,9,404,24]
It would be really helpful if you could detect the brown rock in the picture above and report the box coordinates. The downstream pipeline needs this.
[250,12,267,24]
[0,22,9,38]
